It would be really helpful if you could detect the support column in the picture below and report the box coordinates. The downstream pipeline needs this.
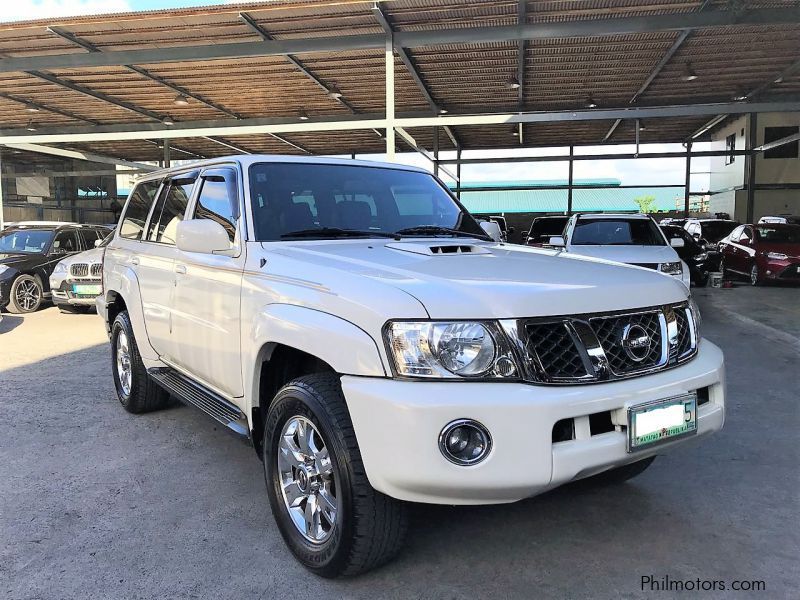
[567,145,574,214]
[684,141,692,217]
[385,35,395,161]
[163,139,171,169]
[456,147,462,200]
[746,112,758,223]
[0,148,4,231]
[433,126,439,177]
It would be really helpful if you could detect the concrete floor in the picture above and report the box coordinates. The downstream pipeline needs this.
[1,287,798,599]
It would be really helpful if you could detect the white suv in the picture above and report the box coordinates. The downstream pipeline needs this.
[99,156,725,577]
[551,213,691,288]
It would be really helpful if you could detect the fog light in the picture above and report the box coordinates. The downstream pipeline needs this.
[439,419,492,465]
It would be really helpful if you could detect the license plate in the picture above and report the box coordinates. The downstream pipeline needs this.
[72,284,101,295]
[627,393,697,452]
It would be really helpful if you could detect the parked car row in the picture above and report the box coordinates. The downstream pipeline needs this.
[0,222,111,313]
[719,223,800,285]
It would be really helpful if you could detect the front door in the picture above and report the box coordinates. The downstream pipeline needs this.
[172,167,245,399]
[136,173,196,359]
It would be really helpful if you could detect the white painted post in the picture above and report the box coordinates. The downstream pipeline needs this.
[385,35,395,161]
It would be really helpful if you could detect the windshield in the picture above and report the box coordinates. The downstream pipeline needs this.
[0,229,54,254]
[529,217,568,240]
[700,221,738,242]
[248,162,485,241]
[756,225,800,244]
[571,218,666,246]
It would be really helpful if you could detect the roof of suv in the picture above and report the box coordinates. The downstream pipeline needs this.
[138,154,430,181]
[575,213,651,220]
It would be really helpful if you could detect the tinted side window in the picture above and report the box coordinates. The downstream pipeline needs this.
[193,171,238,243]
[52,229,79,254]
[120,181,161,240]
[147,177,196,245]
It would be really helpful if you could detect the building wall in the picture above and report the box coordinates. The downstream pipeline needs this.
[708,115,747,193]
[754,112,800,186]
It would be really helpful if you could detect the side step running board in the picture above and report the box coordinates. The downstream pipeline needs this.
[149,367,250,442]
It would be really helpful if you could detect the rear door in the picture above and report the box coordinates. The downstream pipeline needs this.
[172,167,245,398]
[135,172,197,359]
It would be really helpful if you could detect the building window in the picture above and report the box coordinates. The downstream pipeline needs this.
[763,126,799,159]
[725,133,736,165]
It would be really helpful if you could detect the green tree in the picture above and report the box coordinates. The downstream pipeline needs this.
[633,195,657,214]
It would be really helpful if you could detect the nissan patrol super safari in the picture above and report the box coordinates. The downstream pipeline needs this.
[99,156,725,577]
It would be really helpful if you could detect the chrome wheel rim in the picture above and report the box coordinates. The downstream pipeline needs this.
[15,279,40,312]
[116,331,132,397]
[278,416,337,544]
[751,265,758,285]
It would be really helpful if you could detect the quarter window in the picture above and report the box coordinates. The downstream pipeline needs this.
[119,181,161,240]
[193,171,239,243]
[146,175,196,245]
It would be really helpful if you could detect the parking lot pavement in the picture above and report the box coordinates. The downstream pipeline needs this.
[1,295,798,600]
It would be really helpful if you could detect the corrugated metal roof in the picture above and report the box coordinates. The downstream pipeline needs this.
[0,0,797,161]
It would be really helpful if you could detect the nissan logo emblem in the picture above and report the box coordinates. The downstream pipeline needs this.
[621,324,652,362]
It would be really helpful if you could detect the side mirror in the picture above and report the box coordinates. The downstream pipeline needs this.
[176,220,232,254]
[479,221,503,242]
[94,239,102,247]
[670,237,685,248]
[549,235,566,248]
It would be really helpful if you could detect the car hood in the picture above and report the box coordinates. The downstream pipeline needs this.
[266,239,688,319]
[62,246,105,265]
[565,245,680,265]
[0,253,38,267]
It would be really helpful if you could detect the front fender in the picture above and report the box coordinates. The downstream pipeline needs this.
[105,265,159,361]
[246,303,387,405]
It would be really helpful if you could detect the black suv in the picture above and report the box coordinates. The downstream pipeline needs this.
[0,223,110,313]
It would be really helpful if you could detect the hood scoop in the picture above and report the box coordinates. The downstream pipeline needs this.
[385,242,491,256]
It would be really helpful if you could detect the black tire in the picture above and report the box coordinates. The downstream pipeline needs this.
[588,456,656,485]
[110,310,169,414]
[263,373,408,578]
[7,274,43,313]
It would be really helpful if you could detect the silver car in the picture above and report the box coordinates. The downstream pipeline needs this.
[50,232,112,313]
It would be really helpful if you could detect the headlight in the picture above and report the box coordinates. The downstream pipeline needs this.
[692,252,709,263]
[53,262,67,274]
[766,252,788,260]
[385,321,520,379]
[660,261,683,275]
[0,264,9,276]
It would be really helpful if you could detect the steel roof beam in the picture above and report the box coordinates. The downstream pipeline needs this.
[3,7,797,73]
[0,92,98,125]
[47,26,243,120]
[3,101,799,144]
[754,131,800,153]
[239,12,358,114]
[395,127,458,181]
[0,142,157,170]
[603,1,710,142]
[371,4,460,149]
[143,139,205,159]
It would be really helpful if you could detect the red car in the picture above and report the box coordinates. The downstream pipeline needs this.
[719,223,800,285]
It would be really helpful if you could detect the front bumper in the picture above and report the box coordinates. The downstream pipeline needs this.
[763,259,800,281]
[49,277,103,306]
[343,339,724,505]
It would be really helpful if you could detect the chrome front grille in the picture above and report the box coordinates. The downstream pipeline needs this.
[514,303,697,384]
[70,263,88,277]
[90,263,102,277]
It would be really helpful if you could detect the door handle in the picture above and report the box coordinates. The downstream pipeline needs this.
[175,264,187,275]
[130,256,139,265]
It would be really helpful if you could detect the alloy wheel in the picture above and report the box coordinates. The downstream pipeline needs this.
[15,279,41,312]
[116,331,133,396]
[277,416,338,544]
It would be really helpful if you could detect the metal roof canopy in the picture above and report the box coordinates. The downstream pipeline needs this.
[0,0,798,163]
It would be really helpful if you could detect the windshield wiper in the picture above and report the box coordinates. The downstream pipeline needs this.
[395,226,486,239]
[280,227,398,240]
